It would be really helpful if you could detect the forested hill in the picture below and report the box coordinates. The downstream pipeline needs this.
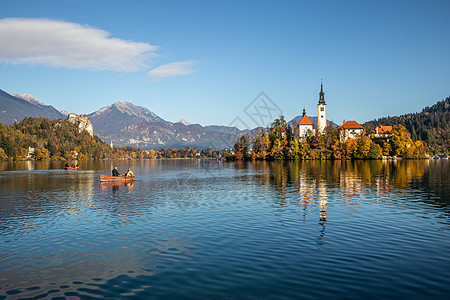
[0,117,112,160]
[363,97,450,154]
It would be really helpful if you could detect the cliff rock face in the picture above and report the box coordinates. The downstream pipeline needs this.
[67,113,94,136]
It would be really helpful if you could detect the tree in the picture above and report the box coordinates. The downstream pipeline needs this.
[382,142,392,156]
[269,115,288,142]
[290,139,300,160]
[252,128,270,159]
[233,134,249,160]
[367,143,383,159]
[357,136,372,159]
[0,148,8,160]
[391,125,413,157]
[271,138,284,159]
[344,138,358,159]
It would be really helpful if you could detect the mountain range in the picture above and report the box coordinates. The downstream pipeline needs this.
[0,89,64,125]
[0,88,333,149]
[87,101,247,149]
[0,89,251,149]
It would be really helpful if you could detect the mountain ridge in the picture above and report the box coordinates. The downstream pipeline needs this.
[87,101,165,134]
[363,96,450,154]
[0,89,64,125]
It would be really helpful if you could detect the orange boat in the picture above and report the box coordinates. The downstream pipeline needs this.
[99,174,135,182]
[64,166,79,170]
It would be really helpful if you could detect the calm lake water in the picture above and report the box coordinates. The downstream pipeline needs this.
[0,159,449,299]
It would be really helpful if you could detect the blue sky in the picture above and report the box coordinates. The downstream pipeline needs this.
[0,0,449,129]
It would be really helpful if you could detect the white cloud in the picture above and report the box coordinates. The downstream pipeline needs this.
[0,18,158,72]
[147,61,197,79]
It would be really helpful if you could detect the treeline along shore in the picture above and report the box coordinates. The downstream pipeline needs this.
[230,118,426,161]
[0,115,432,162]
[0,117,223,161]
[230,96,449,161]
[1,95,449,162]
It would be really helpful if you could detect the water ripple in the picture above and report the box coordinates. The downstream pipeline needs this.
[1,160,449,299]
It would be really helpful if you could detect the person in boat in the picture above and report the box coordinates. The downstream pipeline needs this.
[112,167,121,177]
[124,168,134,177]
[64,163,69,168]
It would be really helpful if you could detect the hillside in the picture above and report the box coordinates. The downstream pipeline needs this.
[0,117,111,160]
[363,96,450,154]
[0,89,64,124]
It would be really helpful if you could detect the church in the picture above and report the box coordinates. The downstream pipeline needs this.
[294,82,366,141]
[294,82,328,138]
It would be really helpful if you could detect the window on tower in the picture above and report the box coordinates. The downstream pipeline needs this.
[321,107,324,111]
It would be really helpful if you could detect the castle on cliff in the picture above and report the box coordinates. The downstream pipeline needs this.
[67,113,94,137]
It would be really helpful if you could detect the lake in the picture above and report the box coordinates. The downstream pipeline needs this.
[1,159,449,299]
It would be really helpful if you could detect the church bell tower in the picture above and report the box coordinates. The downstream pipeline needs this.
[317,81,327,133]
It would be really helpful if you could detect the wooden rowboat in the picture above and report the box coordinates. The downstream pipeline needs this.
[99,174,135,182]
[64,166,79,170]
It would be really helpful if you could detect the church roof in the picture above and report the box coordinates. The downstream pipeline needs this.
[299,115,314,126]
[340,120,363,129]
[318,82,326,105]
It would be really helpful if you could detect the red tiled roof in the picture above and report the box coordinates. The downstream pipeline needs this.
[299,115,314,126]
[340,120,363,129]
[376,125,392,133]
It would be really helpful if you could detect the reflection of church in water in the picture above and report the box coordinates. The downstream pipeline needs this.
[297,167,328,245]
[317,184,328,243]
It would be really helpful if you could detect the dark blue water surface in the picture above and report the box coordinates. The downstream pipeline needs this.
[0,159,449,299]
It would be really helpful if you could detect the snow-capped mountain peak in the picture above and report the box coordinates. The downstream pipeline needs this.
[177,118,191,126]
[11,93,45,106]
[87,100,165,134]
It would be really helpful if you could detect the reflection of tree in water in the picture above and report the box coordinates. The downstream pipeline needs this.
[250,161,335,244]
[250,159,449,243]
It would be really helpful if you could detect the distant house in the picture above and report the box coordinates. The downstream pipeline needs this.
[373,125,394,143]
[340,120,364,141]
[280,127,286,138]
[69,151,78,160]
[295,108,315,138]
[374,125,393,137]
[27,147,35,158]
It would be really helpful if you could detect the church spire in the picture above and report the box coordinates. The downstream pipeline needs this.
[317,80,327,134]
[302,107,306,117]
[318,80,326,105]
